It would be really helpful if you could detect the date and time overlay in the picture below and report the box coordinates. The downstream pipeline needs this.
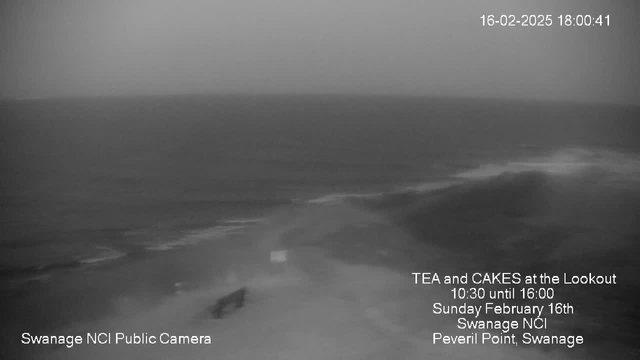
[481,14,610,27]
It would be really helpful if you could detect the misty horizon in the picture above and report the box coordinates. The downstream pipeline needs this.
[4,92,640,108]
[2,0,639,105]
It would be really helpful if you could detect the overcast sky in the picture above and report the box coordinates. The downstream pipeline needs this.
[1,0,638,104]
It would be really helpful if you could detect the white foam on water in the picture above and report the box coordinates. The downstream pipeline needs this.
[8,273,52,285]
[454,147,640,181]
[395,180,462,194]
[144,224,249,251]
[78,247,126,265]
[302,148,640,212]
[307,192,385,206]
[221,217,269,225]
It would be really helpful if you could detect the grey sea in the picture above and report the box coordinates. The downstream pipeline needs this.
[1,95,639,359]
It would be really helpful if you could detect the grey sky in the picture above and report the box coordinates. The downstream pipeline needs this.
[1,0,638,104]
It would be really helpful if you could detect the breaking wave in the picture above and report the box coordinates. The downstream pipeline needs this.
[455,147,640,181]
[78,246,127,265]
[144,226,243,251]
[306,192,386,206]
[1,218,268,281]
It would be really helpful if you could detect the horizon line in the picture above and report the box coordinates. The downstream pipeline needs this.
[1,92,638,108]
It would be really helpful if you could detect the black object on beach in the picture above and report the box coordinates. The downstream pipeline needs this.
[211,287,247,319]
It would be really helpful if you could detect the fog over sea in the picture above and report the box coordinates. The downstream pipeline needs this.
[1,95,639,359]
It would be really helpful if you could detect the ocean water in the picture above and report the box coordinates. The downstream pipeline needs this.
[1,95,639,357]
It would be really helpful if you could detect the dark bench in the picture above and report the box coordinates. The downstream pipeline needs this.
[210,287,247,319]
